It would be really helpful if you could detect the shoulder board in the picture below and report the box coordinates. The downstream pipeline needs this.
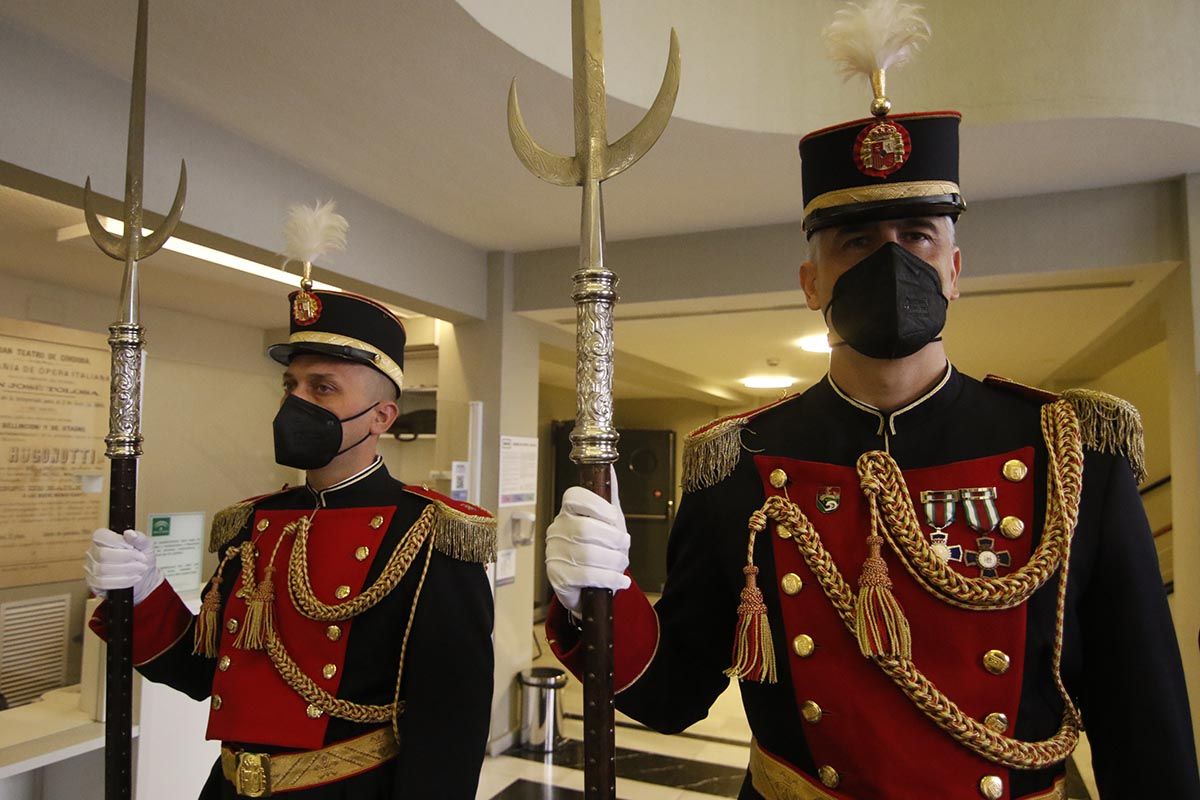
[682,393,799,494]
[403,486,497,564]
[208,487,289,553]
[985,375,1146,484]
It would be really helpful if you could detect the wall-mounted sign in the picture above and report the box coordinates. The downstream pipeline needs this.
[0,319,109,589]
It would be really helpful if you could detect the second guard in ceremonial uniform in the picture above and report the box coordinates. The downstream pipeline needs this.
[543,4,1200,799]
[84,204,495,798]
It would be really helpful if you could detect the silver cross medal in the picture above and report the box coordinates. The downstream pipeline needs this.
[920,489,963,563]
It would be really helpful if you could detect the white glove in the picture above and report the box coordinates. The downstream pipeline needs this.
[545,468,632,615]
[83,528,165,605]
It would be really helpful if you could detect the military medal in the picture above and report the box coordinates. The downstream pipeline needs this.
[960,487,1000,533]
[816,486,841,513]
[920,489,962,563]
[965,537,1012,578]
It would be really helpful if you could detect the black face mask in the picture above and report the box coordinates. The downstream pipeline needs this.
[272,394,378,471]
[825,242,949,360]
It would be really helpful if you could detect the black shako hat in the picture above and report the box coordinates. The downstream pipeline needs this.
[800,111,964,235]
[801,0,965,236]
[267,289,406,392]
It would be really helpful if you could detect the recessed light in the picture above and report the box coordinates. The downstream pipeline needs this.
[740,375,797,389]
[795,334,832,354]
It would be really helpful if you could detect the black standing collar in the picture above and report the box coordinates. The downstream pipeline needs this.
[819,362,963,442]
[306,456,396,508]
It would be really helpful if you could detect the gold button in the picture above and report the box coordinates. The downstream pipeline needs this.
[983,712,1009,733]
[781,573,803,595]
[369,515,384,529]
[226,618,239,634]
[801,700,823,723]
[218,656,231,672]
[982,649,1011,675]
[999,516,1025,540]
[211,695,222,711]
[979,775,1004,799]
[818,765,840,789]
[256,518,269,531]
[769,468,789,489]
[792,634,815,658]
[355,546,370,561]
[322,663,337,680]
[326,625,342,641]
[1002,459,1028,482]
[306,703,323,719]
[776,524,793,540]
[334,585,351,600]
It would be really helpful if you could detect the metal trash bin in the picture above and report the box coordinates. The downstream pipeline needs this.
[518,667,568,752]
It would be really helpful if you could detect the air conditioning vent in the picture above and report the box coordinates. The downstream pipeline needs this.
[0,594,70,708]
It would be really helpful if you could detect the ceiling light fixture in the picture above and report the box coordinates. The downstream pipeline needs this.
[795,333,832,354]
[740,375,797,389]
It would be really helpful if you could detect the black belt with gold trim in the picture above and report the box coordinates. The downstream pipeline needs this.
[220,727,399,797]
[749,740,1066,800]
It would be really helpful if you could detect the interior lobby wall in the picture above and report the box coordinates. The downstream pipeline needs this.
[0,271,296,685]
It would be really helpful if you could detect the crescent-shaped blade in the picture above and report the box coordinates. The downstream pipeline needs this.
[139,159,188,258]
[508,79,582,188]
[82,177,127,261]
[604,28,680,181]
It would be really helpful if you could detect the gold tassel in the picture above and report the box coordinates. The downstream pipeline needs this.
[725,565,777,683]
[193,583,223,657]
[725,509,778,683]
[234,563,276,651]
[854,529,912,660]
[192,546,238,657]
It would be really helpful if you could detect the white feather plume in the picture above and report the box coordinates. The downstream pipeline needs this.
[282,200,348,265]
[823,0,931,80]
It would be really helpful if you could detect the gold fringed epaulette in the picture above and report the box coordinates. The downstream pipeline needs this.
[985,375,1147,484]
[1061,389,1147,484]
[207,488,289,553]
[208,501,254,553]
[682,394,798,494]
[403,486,497,564]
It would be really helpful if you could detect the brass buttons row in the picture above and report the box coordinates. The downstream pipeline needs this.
[306,703,323,719]
[335,585,352,600]
[982,649,1010,676]
[323,663,338,680]
[983,712,1008,733]
[781,573,803,595]
[817,765,839,789]
[326,625,342,641]
[800,700,822,724]
[999,515,1025,540]
[769,468,788,489]
[1002,459,1027,482]
[979,775,1004,799]
[211,694,223,711]
[792,635,815,658]
[218,655,231,672]
[256,514,385,534]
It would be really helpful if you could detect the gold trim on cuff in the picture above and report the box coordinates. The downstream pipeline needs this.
[287,331,404,389]
[803,180,962,219]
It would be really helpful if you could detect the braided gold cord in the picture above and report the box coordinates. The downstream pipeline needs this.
[288,505,434,621]
[391,538,435,745]
[756,400,1085,769]
[853,401,1084,611]
[266,634,394,724]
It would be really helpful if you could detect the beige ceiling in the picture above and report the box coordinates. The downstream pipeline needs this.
[4,1,1200,252]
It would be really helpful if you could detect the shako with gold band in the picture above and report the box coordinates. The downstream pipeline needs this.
[90,201,497,799]
[544,2,1200,799]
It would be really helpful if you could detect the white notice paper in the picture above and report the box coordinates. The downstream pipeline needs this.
[147,512,205,593]
[498,435,537,507]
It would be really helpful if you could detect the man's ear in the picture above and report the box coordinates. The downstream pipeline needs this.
[800,260,822,311]
[370,400,400,435]
[947,248,962,301]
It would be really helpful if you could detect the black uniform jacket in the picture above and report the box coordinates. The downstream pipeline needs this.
[549,368,1199,800]
[93,458,495,799]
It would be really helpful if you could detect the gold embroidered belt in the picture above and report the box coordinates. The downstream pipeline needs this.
[749,740,1066,800]
[220,727,399,797]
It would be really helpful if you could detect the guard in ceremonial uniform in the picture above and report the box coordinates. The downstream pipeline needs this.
[84,205,495,798]
[542,3,1200,799]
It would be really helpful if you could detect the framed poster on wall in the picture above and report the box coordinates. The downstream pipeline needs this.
[0,317,109,588]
